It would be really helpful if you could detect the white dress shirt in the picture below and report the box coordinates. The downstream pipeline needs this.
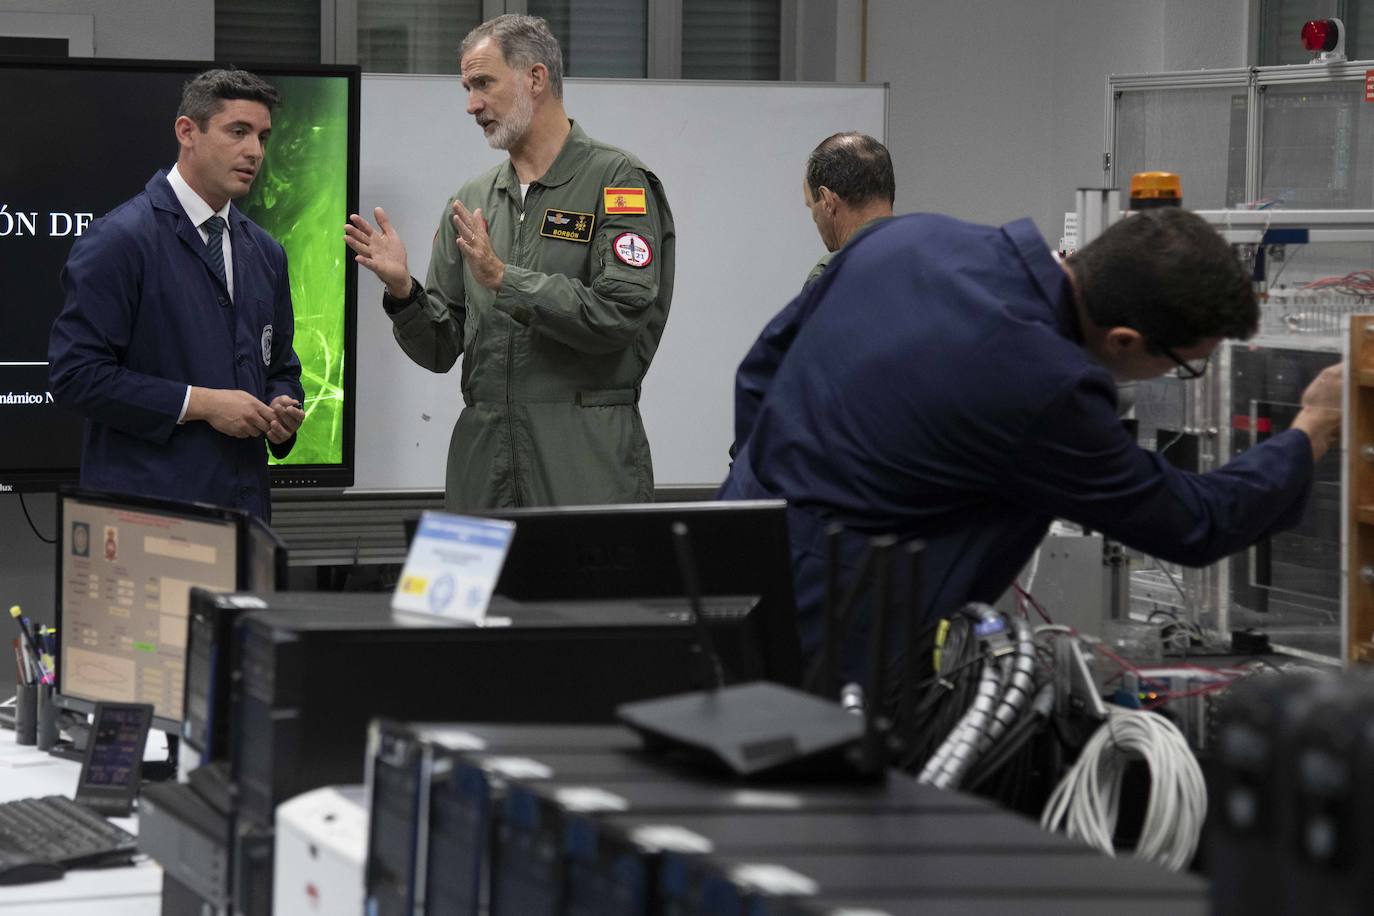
[165,165,235,422]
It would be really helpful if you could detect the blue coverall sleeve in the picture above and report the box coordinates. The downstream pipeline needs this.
[1004,367,1315,566]
[48,221,187,445]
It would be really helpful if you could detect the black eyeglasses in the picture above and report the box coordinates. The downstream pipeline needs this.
[1159,345,1209,380]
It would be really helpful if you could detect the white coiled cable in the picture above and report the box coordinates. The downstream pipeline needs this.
[1040,707,1207,872]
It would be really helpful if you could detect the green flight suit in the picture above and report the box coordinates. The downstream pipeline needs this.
[386,121,675,510]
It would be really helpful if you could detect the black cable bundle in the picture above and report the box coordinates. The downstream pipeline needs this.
[892,606,1078,816]
[896,612,985,771]
[962,628,1082,815]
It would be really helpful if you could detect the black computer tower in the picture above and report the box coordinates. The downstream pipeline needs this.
[230,593,753,822]
[566,808,1089,916]
[139,781,234,914]
[491,770,995,916]
[1275,677,1374,916]
[366,720,651,916]
[1208,670,1341,916]
[772,892,1210,916]
[672,848,1207,916]
[225,592,752,916]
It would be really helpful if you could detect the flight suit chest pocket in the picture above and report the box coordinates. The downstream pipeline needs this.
[534,206,595,278]
[537,207,596,244]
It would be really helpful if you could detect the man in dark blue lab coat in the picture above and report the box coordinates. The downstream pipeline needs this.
[720,208,1343,683]
[731,132,895,460]
[49,69,304,522]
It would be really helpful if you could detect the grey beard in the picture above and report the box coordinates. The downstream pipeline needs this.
[485,91,534,151]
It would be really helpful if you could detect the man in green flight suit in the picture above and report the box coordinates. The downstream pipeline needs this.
[345,13,675,510]
[802,132,894,284]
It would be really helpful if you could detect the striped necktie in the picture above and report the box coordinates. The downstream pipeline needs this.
[204,215,228,292]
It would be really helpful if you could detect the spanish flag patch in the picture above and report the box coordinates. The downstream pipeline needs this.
[603,187,647,215]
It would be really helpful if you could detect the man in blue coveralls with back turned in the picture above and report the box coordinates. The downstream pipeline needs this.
[721,208,1343,683]
[49,69,304,522]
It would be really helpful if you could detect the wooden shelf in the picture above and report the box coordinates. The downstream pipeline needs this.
[1350,315,1374,664]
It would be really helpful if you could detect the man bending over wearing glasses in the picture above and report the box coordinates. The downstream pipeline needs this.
[720,207,1343,683]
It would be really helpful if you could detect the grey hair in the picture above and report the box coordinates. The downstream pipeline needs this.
[177,68,279,129]
[461,14,564,100]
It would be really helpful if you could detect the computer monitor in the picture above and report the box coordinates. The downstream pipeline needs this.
[470,500,803,687]
[0,57,359,492]
[54,489,281,734]
[244,513,289,594]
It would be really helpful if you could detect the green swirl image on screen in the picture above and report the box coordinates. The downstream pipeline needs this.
[236,74,349,467]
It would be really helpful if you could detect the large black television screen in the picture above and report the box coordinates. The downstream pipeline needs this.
[0,58,358,490]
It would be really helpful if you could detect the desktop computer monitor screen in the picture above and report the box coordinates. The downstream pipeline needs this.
[472,500,803,687]
[56,490,243,731]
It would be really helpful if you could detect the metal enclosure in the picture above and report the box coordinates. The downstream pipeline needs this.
[1106,60,1374,663]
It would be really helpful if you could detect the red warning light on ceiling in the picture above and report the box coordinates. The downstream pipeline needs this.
[1302,19,1339,52]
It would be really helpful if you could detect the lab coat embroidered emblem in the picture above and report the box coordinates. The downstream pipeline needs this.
[540,209,595,243]
[261,325,273,366]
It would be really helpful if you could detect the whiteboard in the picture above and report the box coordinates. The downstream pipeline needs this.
[351,75,887,491]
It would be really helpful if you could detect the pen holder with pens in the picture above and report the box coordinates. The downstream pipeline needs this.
[36,682,58,751]
[14,681,37,746]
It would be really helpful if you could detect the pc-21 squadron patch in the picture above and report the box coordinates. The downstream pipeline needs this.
[540,208,595,243]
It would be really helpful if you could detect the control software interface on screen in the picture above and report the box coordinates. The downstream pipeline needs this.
[61,496,238,722]
[84,705,150,787]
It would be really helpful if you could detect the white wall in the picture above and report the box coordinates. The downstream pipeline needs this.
[867,0,1059,236]
[1048,2,1166,242]
[1164,0,1250,71]
[794,0,867,82]
[868,0,1250,240]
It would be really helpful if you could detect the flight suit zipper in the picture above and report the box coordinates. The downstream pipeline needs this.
[506,201,527,506]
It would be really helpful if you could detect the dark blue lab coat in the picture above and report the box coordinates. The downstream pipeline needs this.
[720,214,1314,681]
[49,171,303,521]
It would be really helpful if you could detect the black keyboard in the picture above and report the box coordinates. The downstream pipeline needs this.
[0,795,138,884]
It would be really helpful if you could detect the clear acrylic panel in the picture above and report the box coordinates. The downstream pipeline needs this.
[1222,345,1343,660]
[1114,87,1248,209]
[1261,82,1374,209]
